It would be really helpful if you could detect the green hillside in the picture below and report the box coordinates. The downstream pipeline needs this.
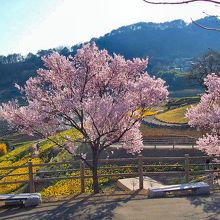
[155,105,192,124]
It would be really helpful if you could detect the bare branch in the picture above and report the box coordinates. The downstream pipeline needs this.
[143,0,220,32]
[143,0,220,5]
[202,11,220,18]
[191,18,220,31]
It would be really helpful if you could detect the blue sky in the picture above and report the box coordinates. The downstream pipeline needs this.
[0,0,62,55]
[0,0,219,55]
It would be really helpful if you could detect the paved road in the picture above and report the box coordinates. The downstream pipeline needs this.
[142,115,189,128]
[0,191,219,220]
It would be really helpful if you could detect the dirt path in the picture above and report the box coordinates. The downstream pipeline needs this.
[0,191,219,220]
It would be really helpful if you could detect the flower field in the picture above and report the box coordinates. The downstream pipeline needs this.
[0,144,30,162]
[41,166,134,197]
[0,160,13,175]
[0,138,53,193]
[0,128,82,195]
[41,173,94,197]
[0,157,41,194]
[0,144,32,177]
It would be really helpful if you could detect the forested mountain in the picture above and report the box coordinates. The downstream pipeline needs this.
[0,16,220,103]
[94,16,220,60]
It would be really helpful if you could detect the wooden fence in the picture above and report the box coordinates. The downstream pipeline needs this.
[0,154,219,193]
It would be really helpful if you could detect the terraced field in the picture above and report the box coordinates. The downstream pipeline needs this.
[155,105,191,124]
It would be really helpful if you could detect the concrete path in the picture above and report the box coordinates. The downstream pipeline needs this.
[143,115,189,128]
[0,192,219,220]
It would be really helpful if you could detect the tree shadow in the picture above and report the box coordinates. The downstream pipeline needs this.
[0,190,145,220]
[186,192,220,219]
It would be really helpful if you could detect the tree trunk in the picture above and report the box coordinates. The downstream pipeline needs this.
[92,151,99,193]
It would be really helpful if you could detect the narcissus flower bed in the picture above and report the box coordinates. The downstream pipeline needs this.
[0,128,82,194]
[41,178,93,197]
[0,144,32,177]
[0,144,30,163]
[0,157,41,194]
[41,166,134,197]
[0,160,13,176]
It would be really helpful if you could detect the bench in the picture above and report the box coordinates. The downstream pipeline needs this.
[148,182,210,198]
[0,193,42,207]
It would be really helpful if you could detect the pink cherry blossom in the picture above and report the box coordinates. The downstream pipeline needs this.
[0,43,168,192]
[186,73,220,156]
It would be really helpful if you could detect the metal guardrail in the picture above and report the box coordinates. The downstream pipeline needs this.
[143,137,196,145]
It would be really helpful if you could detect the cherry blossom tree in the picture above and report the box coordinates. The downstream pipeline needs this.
[0,43,168,193]
[186,73,220,156]
[189,50,220,86]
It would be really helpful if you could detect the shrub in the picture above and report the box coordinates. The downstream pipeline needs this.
[0,143,7,155]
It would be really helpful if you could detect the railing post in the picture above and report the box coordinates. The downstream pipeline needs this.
[138,154,143,190]
[28,160,35,193]
[184,154,189,183]
[173,140,175,149]
[80,160,85,193]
